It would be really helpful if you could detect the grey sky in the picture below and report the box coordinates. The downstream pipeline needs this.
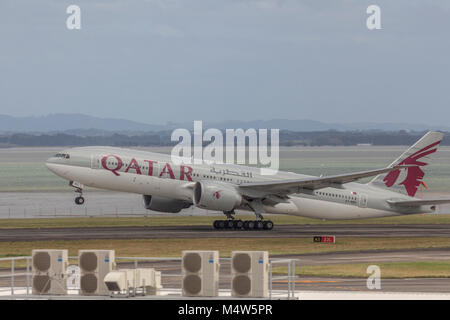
[1,0,449,126]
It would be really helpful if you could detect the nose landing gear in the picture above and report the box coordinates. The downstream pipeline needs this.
[75,195,85,205]
[70,181,85,205]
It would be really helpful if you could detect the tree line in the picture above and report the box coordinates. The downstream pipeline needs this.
[0,130,447,147]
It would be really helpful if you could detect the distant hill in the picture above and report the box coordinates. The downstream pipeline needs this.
[197,119,450,132]
[0,113,449,134]
[0,114,165,133]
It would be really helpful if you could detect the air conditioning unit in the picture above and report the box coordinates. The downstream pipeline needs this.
[32,249,68,295]
[135,268,162,295]
[182,250,219,297]
[78,250,115,295]
[66,265,81,290]
[104,268,163,296]
[231,251,269,298]
[104,269,135,293]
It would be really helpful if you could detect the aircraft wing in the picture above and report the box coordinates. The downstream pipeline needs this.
[239,165,410,196]
[387,199,450,207]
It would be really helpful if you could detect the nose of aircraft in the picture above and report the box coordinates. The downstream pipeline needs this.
[45,157,71,180]
[45,157,57,172]
[45,150,73,173]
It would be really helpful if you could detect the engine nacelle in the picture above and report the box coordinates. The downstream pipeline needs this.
[143,195,191,213]
[193,181,243,212]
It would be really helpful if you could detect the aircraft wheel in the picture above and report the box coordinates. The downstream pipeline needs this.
[243,221,250,230]
[217,220,226,229]
[75,196,85,205]
[234,220,244,230]
[263,220,274,230]
[247,220,255,230]
[255,220,264,230]
[225,220,234,229]
[213,220,220,229]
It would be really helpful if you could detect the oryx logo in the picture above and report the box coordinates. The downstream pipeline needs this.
[213,191,221,199]
[383,140,441,197]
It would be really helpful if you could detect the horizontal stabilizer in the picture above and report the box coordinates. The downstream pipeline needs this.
[387,198,450,207]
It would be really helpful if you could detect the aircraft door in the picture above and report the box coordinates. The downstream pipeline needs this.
[91,155,101,169]
[358,194,368,208]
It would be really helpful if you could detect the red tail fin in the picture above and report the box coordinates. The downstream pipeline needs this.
[370,131,443,197]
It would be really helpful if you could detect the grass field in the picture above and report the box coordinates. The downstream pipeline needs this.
[274,261,450,278]
[0,162,65,192]
[1,214,450,229]
[2,237,450,268]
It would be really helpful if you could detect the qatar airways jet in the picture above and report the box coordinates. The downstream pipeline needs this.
[46,131,450,231]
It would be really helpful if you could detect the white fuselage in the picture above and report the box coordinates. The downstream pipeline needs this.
[45,146,433,220]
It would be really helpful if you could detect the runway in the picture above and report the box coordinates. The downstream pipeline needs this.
[1,224,450,241]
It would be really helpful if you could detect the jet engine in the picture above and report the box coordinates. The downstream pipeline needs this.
[193,181,243,211]
[143,195,191,213]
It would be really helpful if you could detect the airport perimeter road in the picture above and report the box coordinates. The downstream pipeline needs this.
[285,278,450,293]
[273,248,450,265]
[1,224,450,241]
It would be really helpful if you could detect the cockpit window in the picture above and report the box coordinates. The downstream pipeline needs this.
[54,153,70,159]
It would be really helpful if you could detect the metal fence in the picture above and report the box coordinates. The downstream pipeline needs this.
[0,256,298,299]
[0,206,152,219]
[0,205,223,219]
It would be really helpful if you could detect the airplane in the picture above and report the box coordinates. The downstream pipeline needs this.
[45,131,450,231]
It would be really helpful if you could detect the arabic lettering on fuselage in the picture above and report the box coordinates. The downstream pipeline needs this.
[209,166,253,178]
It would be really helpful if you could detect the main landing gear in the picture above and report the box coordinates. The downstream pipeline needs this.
[212,219,274,231]
[70,181,85,205]
[212,207,274,231]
